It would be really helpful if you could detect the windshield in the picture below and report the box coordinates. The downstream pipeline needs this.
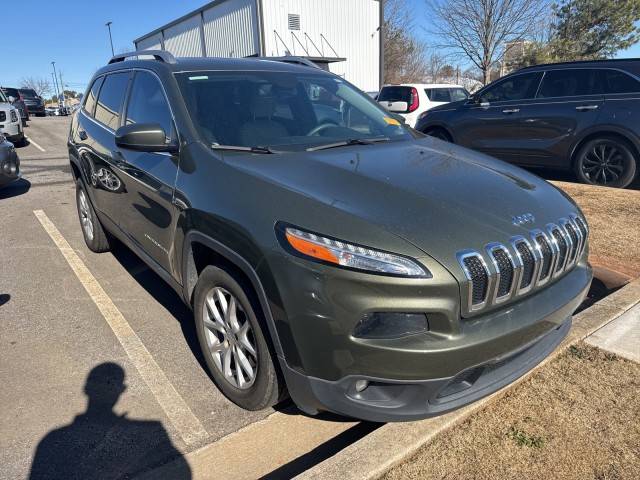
[19,89,38,99]
[0,89,7,103]
[176,71,412,150]
[2,88,19,98]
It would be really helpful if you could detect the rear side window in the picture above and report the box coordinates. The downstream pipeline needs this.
[95,72,130,130]
[426,88,450,102]
[449,88,469,102]
[378,86,412,103]
[83,77,104,117]
[479,72,542,103]
[537,69,601,98]
[125,71,173,139]
[601,69,640,94]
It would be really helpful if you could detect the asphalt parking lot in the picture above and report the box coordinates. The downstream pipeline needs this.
[1,117,377,479]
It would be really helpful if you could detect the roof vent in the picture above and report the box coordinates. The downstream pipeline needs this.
[288,14,301,30]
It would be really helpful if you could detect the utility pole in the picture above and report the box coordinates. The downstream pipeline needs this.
[51,62,61,106]
[379,0,384,90]
[106,21,115,56]
[58,71,66,110]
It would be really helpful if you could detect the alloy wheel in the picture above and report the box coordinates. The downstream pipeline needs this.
[202,287,258,389]
[78,189,94,241]
[581,141,627,186]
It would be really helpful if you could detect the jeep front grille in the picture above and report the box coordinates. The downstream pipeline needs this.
[457,214,588,315]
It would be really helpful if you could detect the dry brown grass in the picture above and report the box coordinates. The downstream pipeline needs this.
[553,182,640,278]
[384,344,640,480]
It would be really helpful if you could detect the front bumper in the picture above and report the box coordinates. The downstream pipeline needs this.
[270,249,591,421]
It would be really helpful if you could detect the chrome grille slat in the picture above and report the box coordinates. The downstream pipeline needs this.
[457,214,588,315]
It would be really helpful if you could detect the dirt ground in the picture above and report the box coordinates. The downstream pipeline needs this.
[554,182,640,278]
[384,344,640,480]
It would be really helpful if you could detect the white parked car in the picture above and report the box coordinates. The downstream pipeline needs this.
[378,84,470,128]
[0,89,25,146]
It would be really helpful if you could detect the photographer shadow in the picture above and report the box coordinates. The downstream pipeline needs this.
[29,363,191,480]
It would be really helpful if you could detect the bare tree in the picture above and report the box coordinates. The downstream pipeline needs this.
[428,0,547,84]
[20,76,52,98]
[384,0,429,83]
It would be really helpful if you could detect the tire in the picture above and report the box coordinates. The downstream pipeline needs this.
[574,136,637,188]
[75,181,110,252]
[424,127,452,142]
[194,266,283,410]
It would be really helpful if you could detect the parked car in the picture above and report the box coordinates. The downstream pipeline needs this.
[45,107,58,116]
[69,51,591,422]
[0,133,20,187]
[378,83,470,127]
[18,88,46,117]
[0,89,25,145]
[1,87,29,124]
[417,59,640,188]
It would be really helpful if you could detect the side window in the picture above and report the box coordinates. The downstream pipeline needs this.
[83,77,103,117]
[449,88,469,102]
[94,72,130,130]
[429,88,450,102]
[537,69,601,98]
[125,71,173,138]
[480,72,542,103]
[601,69,640,94]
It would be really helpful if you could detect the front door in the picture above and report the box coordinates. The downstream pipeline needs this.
[115,70,180,274]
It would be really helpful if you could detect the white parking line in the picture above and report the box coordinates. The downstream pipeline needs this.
[26,136,46,152]
[33,209,209,447]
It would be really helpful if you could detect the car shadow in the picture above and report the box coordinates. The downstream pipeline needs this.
[0,178,31,199]
[525,167,640,191]
[28,362,191,480]
[0,293,9,306]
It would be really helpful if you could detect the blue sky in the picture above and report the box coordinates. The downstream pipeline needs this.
[4,0,640,93]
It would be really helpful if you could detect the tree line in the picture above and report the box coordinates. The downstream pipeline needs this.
[385,0,640,86]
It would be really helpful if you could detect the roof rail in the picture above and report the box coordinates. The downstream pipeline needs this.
[108,50,177,65]
[518,57,640,71]
[259,56,320,69]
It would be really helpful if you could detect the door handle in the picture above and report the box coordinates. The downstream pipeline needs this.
[78,130,88,140]
[502,108,520,114]
[576,105,599,111]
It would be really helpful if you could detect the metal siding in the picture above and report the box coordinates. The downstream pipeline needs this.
[164,16,202,57]
[261,0,380,91]
[136,33,163,51]
[203,0,259,57]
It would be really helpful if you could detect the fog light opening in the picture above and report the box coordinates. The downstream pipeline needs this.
[355,379,369,393]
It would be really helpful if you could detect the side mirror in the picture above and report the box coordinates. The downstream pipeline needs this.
[7,96,15,103]
[115,123,177,153]
[379,100,408,113]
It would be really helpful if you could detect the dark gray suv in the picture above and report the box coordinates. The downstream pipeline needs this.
[68,51,592,421]
[417,59,640,188]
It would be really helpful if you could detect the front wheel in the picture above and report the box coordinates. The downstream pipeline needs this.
[574,137,637,188]
[424,127,452,142]
[194,266,284,410]
[75,182,110,252]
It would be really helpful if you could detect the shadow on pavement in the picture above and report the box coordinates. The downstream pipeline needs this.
[29,362,191,480]
[0,293,9,306]
[0,178,31,199]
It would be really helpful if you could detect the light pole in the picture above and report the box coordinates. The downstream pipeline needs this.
[106,21,115,56]
[51,62,61,105]
[379,0,384,90]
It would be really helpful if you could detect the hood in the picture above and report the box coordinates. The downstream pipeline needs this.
[228,138,579,273]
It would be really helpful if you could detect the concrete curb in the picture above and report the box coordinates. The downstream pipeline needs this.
[294,277,640,480]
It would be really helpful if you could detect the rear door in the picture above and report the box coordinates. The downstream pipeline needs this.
[77,72,132,226]
[598,68,640,135]
[116,70,180,273]
[515,68,604,167]
[453,71,543,160]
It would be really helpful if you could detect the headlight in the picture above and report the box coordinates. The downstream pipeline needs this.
[10,109,18,122]
[280,225,430,277]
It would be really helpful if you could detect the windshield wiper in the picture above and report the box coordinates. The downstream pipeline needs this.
[211,144,275,154]
[306,137,390,152]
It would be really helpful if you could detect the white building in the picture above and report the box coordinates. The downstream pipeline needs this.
[134,0,382,92]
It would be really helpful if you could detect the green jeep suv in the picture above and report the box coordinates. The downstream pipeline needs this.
[68,51,592,421]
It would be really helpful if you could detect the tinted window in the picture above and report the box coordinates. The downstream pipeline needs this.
[378,86,412,103]
[449,88,469,101]
[479,72,542,102]
[601,69,640,94]
[19,89,38,99]
[537,69,601,97]
[95,73,129,130]
[83,77,104,117]
[2,87,20,98]
[427,88,450,102]
[125,71,173,139]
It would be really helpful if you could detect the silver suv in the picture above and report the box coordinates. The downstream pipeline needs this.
[0,89,24,146]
